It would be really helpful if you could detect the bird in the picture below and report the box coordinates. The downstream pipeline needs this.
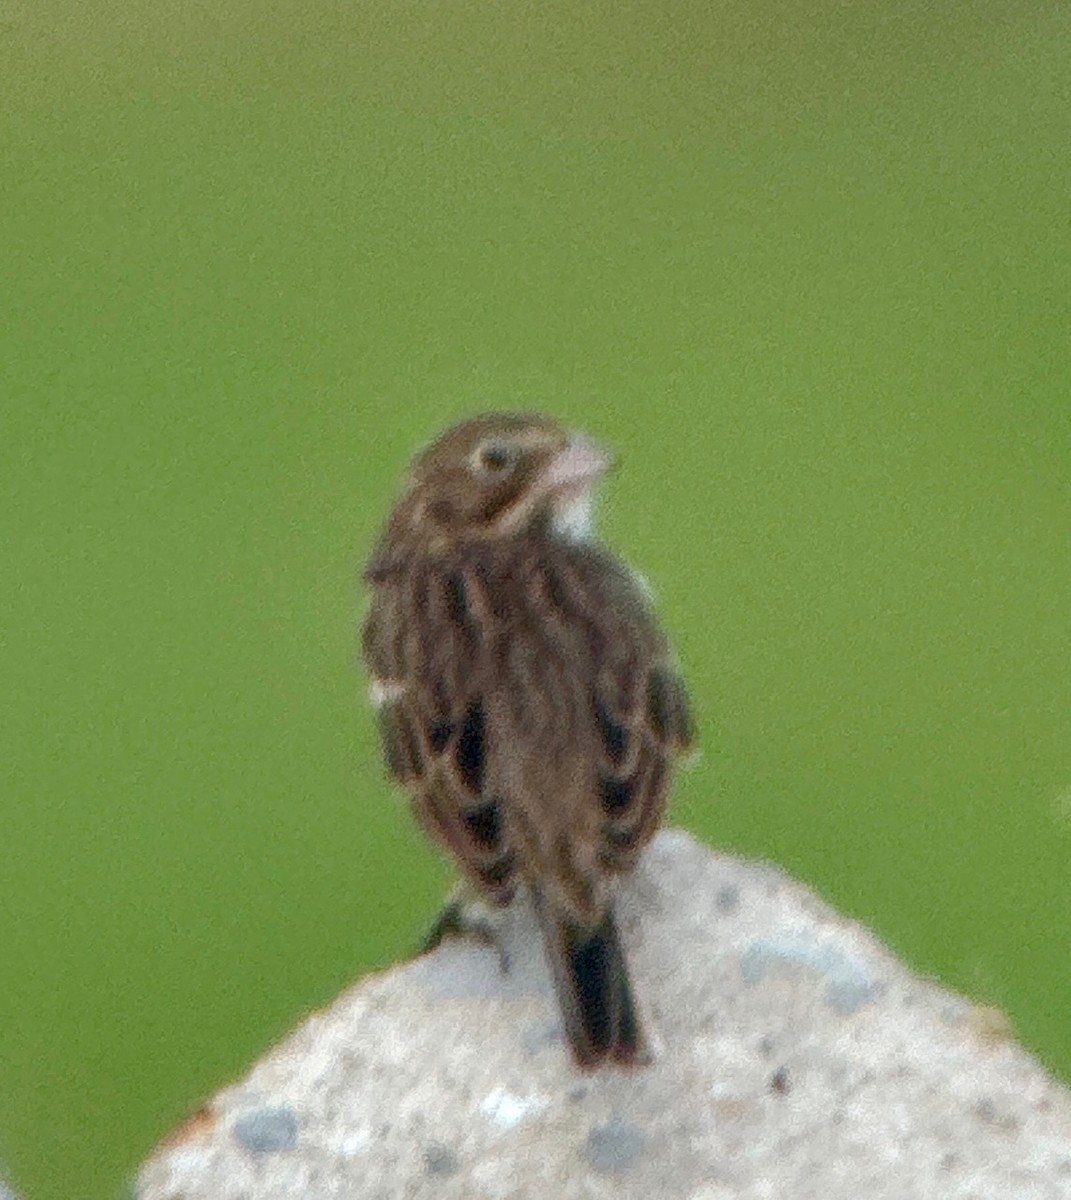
[361,412,694,1068]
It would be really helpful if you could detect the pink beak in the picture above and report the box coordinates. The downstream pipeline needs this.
[542,435,613,495]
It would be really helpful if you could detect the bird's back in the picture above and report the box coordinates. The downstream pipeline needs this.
[363,530,693,919]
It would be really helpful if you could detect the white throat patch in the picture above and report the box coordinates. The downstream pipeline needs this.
[551,491,596,541]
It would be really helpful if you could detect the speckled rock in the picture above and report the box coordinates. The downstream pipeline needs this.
[135,829,1071,1200]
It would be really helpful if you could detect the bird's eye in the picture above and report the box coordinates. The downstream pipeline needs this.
[473,439,518,475]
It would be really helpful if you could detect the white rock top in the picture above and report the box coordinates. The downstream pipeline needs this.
[136,830,1071,1199]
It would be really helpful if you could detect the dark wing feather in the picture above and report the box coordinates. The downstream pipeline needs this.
[582,561,695,874]
[363,561,516,904]
[595,666,692,872]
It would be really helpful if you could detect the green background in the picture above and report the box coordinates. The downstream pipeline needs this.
[3,3,1070,1197]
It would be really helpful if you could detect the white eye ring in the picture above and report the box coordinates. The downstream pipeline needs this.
[471,438,518,475]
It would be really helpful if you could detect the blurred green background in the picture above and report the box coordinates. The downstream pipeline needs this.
[2,2,1070,1197]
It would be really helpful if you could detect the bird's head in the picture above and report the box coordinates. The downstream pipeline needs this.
[387,412,613,552]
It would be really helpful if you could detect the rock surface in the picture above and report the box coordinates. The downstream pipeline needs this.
[136,830,1071,1199]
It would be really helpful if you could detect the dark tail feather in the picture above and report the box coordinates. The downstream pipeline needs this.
[531,885,649,1069]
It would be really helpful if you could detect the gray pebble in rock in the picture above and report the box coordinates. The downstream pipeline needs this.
[423,1142,459,1176]
[741,935,877,1014]
[232,1105,299,1154]
[584,1115,646,1174]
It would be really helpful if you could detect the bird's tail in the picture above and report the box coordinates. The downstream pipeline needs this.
[531,884,649,1069]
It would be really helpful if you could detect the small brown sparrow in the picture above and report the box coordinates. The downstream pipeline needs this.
[361,413,693,1068]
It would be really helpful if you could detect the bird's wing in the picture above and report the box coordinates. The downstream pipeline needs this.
[362,562,517,904]
[586,563,695,873]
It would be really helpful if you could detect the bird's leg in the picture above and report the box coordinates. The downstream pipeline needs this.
[419,884,512,975]
[419,891,467,953]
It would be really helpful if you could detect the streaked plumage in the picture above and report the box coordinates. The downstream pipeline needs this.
[362,412,693,1067]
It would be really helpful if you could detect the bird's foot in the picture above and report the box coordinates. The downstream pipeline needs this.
[420,892,511,976]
